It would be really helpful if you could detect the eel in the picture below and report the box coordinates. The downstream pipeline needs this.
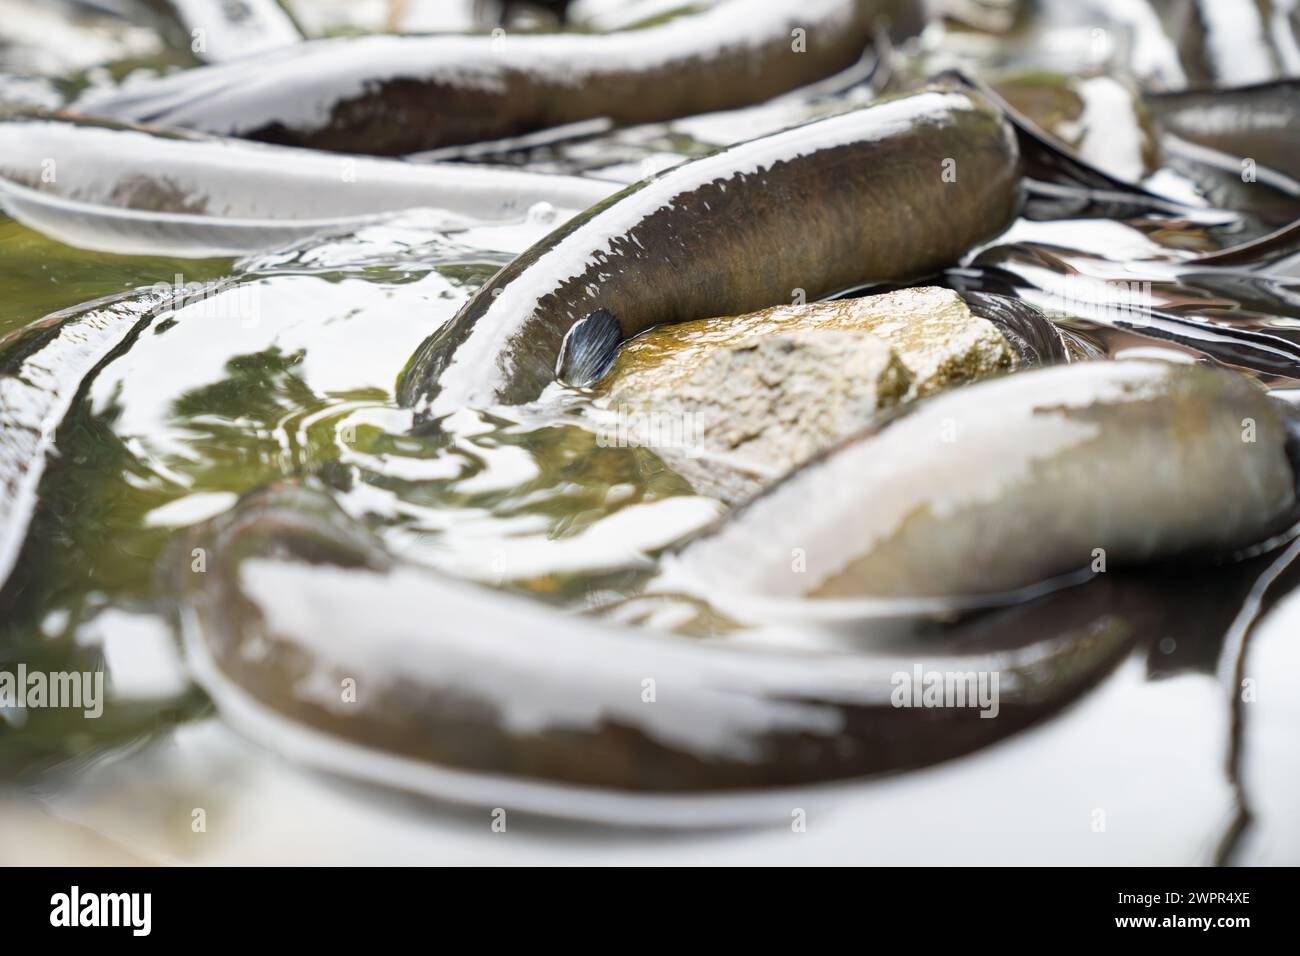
[169,354,1300,819]
[955,243,1300,383]
[164,358,1300,819]
[1130,80,1300,231]
[76,0,925,155]
[1144,79,1300,184]
[140,0,303,61]
[991,71,1160,184]
[1191,217,1300,268]
[0,284,196,592]
[397,86,1022,420]
[1156,0,1294,88]
[0,110,619,255]
[171,479,1157,820]
[662,359,1300,611]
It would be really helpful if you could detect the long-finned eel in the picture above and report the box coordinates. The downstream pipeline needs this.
[0,283,205,594]
[663,360,1300,611]
[1191,217,1300,268]
[76,0,924,155]
[140,0,303,62]
[1159,0,1295,89]
[397,86,1022,420]
[0,110,619,256]
[1144,79,1300,185]
[172,479,1161,822]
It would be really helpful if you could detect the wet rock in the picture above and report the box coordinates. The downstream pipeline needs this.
[606,287,1013,399]
[639,329,911,487]
[596,287,1015,501]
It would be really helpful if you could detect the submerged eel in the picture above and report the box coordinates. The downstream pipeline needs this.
[398,86,1021,419]
[0,110,618,256]
[78,0,923,155]
[173,359,1300,821]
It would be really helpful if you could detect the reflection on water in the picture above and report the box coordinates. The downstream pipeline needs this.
[5,1,1300,863]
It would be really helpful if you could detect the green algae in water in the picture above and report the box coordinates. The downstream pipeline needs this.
[0,217,232,339]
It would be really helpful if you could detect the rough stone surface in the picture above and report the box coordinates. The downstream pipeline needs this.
[683,329,910,466]
[605,286,1014,402]
[595,287,1015,501]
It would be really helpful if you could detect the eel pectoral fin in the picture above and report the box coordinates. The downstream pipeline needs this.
[556,308,622,388]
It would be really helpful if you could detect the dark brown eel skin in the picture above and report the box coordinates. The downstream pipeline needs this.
[171,480,1150,824]
[1145,79,1300,183]
[397,85,1022,420]
[77,0,925,155]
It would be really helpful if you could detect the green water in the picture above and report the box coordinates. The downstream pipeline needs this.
[0,218,232,338]
[0,213,704,780]
[0,221,221,773]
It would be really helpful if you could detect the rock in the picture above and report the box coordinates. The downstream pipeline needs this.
[604,287,1013,401]
[695,330,907,468]
[595,287,1015,501]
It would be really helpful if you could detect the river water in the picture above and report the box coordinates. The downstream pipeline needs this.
[2,1,1300,864]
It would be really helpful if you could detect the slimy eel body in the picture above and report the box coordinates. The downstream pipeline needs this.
[398,87,1021,418]
[78,0,922,155]
[0,111,618,255]
[666,360,1298,604]
[170,361,1300,819]
[172,482,1145,819]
